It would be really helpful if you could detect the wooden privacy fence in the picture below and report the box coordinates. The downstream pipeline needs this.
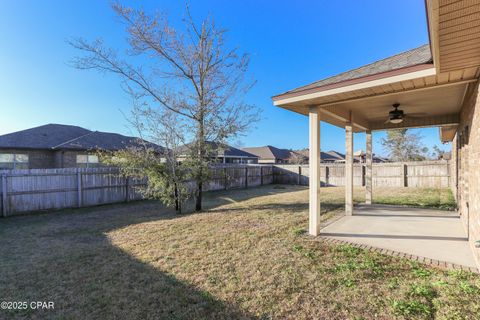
[0,165,274,217]
[0,162,449,217]
[273,161,451,188]
[0,167,146,217]
[205,165,273,191]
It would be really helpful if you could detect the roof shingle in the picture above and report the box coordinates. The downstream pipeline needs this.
[0,124,162,151]
[277,44,432,96]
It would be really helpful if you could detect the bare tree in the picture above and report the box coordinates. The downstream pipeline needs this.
[288,151,308,164]
[99,102,191,213]
[70,2,259,210]
[381,129,429,161]
[432,145,447,160]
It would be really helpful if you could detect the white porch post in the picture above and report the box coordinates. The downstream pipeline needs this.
[309,106,321,236]
[365,130,373,204]
[345,113,354,215]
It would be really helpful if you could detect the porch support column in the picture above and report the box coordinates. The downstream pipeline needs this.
[309,106,321,236]
[345,113,354,215]
[365,130,373,204]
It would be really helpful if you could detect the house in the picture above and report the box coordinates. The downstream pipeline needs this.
[295,149,388,163]
[327,150,387,163]
[295,149,344,163]
[242,146,306,164]
[272,0,480,269]
[179,141,258,164]
[0,124,161,169]
[244,146,354,164]
[353,150,388,163]
[324,151,345,163]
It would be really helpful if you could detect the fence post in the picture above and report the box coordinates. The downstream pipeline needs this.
[224,167,228,190]
[125,176,130,202]
[403,163,408,187]
[260,166,264,185]
[245,167,248,188]
[298,166,302,185]
[362,165,366,186]
[77,170,82,207]
[325,166,329,186]
[1,173,7,217]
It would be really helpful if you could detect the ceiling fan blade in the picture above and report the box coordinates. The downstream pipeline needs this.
[406,113,429,118]
[384,118,391,124]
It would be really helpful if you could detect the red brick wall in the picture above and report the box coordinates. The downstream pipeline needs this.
[456,80,480,267]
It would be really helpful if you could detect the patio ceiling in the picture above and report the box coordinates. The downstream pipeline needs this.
[272,0,480,139]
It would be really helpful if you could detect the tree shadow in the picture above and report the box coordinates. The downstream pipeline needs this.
[0,184,344,318]
[0,194,264,319]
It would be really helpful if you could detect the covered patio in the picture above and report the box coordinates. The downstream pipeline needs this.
[321,204,477,270]
[272,0,480,271]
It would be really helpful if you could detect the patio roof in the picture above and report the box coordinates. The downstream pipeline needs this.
[272,0,480,137]
[274,44,433,98]
[271,0,480,271]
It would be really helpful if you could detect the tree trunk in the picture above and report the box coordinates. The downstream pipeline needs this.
[195,114,205,211]
[196,181,202,211]
[174,183,179,213]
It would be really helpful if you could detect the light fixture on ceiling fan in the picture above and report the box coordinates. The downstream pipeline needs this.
[387,103,404,124]
[384,103,428,124]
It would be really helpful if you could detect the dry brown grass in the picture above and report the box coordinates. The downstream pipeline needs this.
[0,185,477,319]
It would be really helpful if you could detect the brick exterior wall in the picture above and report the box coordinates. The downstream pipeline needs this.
[0,149,55,169]
[60,151,82,168]
[0,149,101,169]
[454,80,480,267]
[55,151,102,168]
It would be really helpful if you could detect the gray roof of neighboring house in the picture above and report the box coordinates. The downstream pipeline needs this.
[325,150,345,160]
[54,131,162,151]
[180,141,258,158]
[0,124,91,149]
[295,149,346,162]
[322,151,343,161]
[241,146,293,160]
[278,44,432,95]
[0,124,162,151]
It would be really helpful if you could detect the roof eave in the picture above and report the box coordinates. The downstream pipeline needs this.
[272,62,435,105]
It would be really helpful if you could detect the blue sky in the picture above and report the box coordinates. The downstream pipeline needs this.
[0,0,450,156]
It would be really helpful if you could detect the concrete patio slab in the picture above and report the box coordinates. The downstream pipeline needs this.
[321,204,477,269]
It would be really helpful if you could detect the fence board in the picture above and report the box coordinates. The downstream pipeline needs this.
[0,161,450,217]
[273,161,450,189]
[0,165,273,216]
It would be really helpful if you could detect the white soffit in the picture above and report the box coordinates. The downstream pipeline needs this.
[273,67,437,106]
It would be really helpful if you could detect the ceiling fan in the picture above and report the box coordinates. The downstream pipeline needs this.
[385,103,427,124]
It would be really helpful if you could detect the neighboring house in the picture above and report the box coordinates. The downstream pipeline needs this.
[298,149,388,163]
[294,149,345,163]
[179,141,259,164]
[242,146,304,164]
[323,151,345,163]
[353,150,388,163]
[0,124,161,169]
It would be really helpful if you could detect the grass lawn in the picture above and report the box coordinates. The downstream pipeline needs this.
[0,185,477,319]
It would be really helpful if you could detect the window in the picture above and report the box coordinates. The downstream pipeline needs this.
[76,154,99,168]
[0,154,29,169]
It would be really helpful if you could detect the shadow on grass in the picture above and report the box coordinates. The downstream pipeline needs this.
[2,242,255,319]
[201,185,343,215]
[206,202,345,216]
[0,193,265,319]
